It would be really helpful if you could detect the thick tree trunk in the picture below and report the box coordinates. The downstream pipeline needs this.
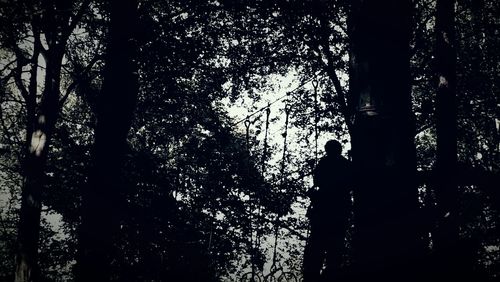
[77,0,138,280]
[348,1,424,281]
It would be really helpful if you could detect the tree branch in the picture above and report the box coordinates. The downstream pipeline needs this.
[27,24,42,105]
[0,59,17,74]
[13,66,29,101]
[313,3,353,135]
[0,106,23,162]
[59,54,102,107]
[416,122,433,135]
[64,0,92,40]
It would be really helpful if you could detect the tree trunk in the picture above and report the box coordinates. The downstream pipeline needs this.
[77,0,138,280]
[348,1,425,280]
[432,0,473,279]
[15,42,65,282]
[12,1,88,279]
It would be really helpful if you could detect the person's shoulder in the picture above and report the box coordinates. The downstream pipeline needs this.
[315,157,326,168]
[337,155,351,167]
[315,156,332,169]
[340,155,350,163]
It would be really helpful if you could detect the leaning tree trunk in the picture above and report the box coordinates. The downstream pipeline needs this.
[77,0,138,281]
[348,1,425,281]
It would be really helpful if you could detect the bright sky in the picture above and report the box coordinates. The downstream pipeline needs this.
[221,70,351,279]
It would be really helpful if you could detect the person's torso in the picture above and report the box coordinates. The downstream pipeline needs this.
[314,155,352,207]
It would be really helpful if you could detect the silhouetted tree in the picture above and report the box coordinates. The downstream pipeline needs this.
[77,0,138,280]
[0,1,89,280]
[431,0,465,279]
[348,0,425,280]
[1,0,499,280]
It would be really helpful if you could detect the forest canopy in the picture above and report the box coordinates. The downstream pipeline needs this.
[0,0,499,281]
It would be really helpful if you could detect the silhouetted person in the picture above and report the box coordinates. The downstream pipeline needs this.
[303,140,352,282]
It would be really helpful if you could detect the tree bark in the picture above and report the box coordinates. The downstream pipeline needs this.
[15,51,64,282]
[77,0,138,281]
[432,0,474,279]
[14,3,70,278]
[348,1,425,281]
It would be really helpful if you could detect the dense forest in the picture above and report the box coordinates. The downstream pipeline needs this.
[0,0,498,281]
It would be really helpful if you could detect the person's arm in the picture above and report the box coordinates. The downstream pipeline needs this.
[313,159,324,188]
[308,160,324,202]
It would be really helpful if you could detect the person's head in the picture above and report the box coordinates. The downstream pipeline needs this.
[325,140,342,156]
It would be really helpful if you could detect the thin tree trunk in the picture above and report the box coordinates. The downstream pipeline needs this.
[432,0,473,279]
[348,1,425,281]
[77,0,138,280]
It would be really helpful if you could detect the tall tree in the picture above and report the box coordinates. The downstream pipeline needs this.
[0,1,88,281]
[432,0,465,279]
[76,0,138,280]
[348,0,425,280]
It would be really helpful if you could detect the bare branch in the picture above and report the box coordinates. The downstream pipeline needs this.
[59,81,78,107]
[0,69,16,88]
[13,67,29,101]
[5,40,31,101]
[27,24,42,106]
[0,98,25,105]
[0,59,17,74]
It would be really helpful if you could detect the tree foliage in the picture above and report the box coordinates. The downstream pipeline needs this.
[0,0,499,281]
